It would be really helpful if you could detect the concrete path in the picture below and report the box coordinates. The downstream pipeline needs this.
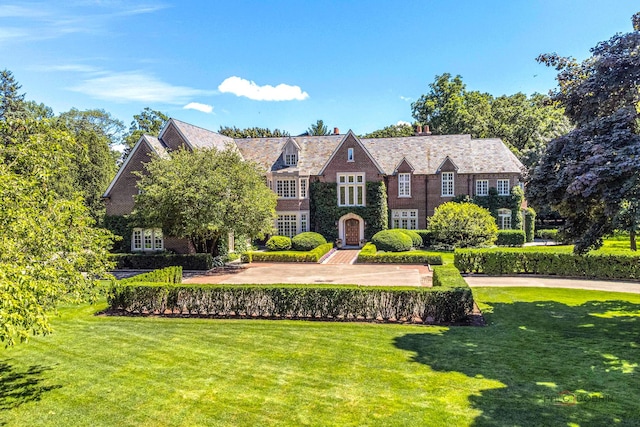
[183,263,430,287]
[464,275,640,294]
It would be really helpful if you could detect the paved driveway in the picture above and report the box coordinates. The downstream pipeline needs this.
[183,263,431,287]
[463,275,640,294]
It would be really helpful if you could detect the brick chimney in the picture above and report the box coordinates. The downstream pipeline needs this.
[333,127,340,135]
[423,125,431,135]
[416,124,423,134]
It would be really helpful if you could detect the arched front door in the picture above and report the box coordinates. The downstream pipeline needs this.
[345,218,360,246]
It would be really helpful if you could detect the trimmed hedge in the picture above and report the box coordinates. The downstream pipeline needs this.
[454,249,640,280]
[120,266,183,284]
[107,283,473,323]
[524,208,536,243]
[291,232,327,251]
[398,229,423,248]
[243,243,333,263]
[415,230,433,247]
[536,229,559,241]
[266,235,292,251]
[112,253,214,270]
[371,229,413,252]
[432,265,468,288]
[357,243,443,265]
[496,230,525,247]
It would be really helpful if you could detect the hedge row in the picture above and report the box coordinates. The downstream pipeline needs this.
[112,253,215,270]
[536,229,559,241]
[243,243,333,263]
[496,230,525,247]
[120,266,183,285]
[432,265,468,288]
[454,249,640,279]
[356,243,443,265]
[107,283,473,323]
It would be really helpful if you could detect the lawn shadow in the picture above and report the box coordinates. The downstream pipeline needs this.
[0,361,61,413]
[394,299,640,426]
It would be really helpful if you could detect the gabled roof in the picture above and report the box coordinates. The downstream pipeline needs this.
[103,135,168,198]
[165,118,236,151]
[362,135,523,175]
[318,130,385,176]
[393,157,415,174]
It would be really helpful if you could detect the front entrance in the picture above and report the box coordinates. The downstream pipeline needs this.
[345,218,360,246]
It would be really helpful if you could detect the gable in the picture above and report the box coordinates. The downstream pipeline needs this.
[394,157,415,174]
[318,131,384,181]
[437,156,459,173]
[159,121,189,151]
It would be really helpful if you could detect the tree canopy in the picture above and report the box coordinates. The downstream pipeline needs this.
[361,122,415,138]
[133,147,277,255]
[307,119,331,136]
[218,125,289,138]
[529,12,640,253]
[123,107,168,152]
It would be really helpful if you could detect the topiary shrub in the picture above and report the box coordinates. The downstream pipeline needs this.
[496,230,525,246]
[291,232,327,251]
[524,208,536,243]
[371,229,412,252]
[266,235,292,251]
[397,229,423,248]
[428,202,498,250]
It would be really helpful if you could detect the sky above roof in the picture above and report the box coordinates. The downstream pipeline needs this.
[2,1,637,136]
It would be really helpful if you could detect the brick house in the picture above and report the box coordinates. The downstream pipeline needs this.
[103,119,524,253]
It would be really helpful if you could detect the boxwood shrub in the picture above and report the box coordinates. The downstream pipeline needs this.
[536,229,559,241]
[244,243,333,263]
[454,249,640,280]
[107,282,473,323]
[432,265,468,288]
[357,243,443,265]
[266,235,292,251]
[120,266,183,284]
[112,253,214,270]
[398,229,423,248]
[371,229,412,252]
[496,230,525,247]
[415,230,433,247]
[291,232,327,251]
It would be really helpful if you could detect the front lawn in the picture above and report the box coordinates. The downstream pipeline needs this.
[1,287,639,426]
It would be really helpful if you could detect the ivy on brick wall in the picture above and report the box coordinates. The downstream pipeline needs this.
[104,215,134,253]
[310,181,388,241]
[454,185,524,230]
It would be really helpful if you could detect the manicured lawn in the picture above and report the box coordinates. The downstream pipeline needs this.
[1,288,639,426]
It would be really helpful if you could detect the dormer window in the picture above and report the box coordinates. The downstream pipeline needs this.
[285,153,297,166]
[347,148,354,162]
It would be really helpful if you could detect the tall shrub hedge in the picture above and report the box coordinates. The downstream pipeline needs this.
[496,230,525,247]
[119,266,183,284]
[112,253,214,270]
[107,283,473,323]
[454,249,640,280]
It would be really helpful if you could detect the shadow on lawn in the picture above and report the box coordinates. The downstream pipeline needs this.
[0,361,60,412]
[394,300,640,426]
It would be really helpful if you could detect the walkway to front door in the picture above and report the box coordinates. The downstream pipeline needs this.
[322,249,359,265]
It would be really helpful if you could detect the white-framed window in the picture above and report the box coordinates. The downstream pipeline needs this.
[398,173,411,198]
[392,209,418,230]
[497,179,510,196]
[476,180,489,196]
[300,178,308,199]
[441,172,454,197]
[275,212,309,237]
[498,208,512,230]
[338,173,365,207]
[347,148,354,162]
[285,153,297,166]
[276,179,297,198]
[132,228,163,251]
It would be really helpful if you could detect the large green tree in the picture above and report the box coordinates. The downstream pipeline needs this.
[0,117,113,345]
[529,12,640,253]
[0,69,26,122]
[123,107,169,153]
[134,147,277,255]
[362,122,415,138]
[307,119,330,136]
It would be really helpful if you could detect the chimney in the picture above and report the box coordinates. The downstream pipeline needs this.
[416,125,423,135]
[333,127,340,135]
[424,125,431,135]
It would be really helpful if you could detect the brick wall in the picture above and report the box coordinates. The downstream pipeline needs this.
[161,123,187,151]
[104,142,154,216]
[320,133,383,183]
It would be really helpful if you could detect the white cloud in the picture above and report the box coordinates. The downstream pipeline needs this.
[396,120,412,127]
[218,76,309,101]
[70,71,214,104]
[399,96,412,102]
[183,102,213,114]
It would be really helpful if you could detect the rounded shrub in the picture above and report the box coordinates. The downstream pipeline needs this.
[397,229,423,248]
[428,202,498,249]
[291,232,327,251]
[266,235,292,251]
[371,229,413,252]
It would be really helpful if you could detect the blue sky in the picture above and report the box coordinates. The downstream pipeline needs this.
[1,1,638,135]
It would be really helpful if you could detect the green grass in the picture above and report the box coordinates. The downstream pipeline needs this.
[1,287,639,426]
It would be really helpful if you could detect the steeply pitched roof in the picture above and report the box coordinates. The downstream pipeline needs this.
[169,119,236,151]
[362,135,523,175]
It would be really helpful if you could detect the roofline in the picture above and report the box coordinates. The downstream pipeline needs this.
[159,118,195,150]
[102,135,159,198]
[318,130,385,176]
[436,155,459,173]
[393,156,416,174]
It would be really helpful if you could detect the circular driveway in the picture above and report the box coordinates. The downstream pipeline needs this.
[463,275,640,294]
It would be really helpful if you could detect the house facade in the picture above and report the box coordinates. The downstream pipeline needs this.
[103,119,525,253]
